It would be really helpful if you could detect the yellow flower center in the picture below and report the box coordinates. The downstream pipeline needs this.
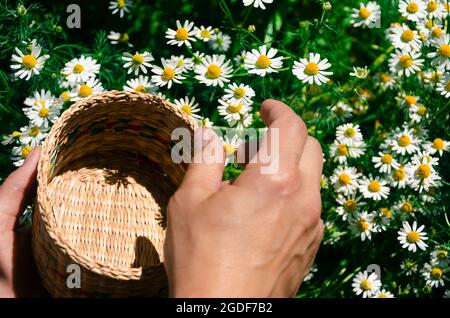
[381,154,393,164]
[401,202,413,214]
[378,294,388,298]
[337,144,348,156]
[132,54,144,65]
[393,167,406,181]
[432,27,442,38]
[360,279,372,290]
[427,1,438,12]
[304,62,319,76]
[22,55,37,69]
[177,59,184,68]
[73,63,84,74]
[180,105,192,115]
[359,7,371,19]
[21,146,32,158]
[417,164,431,178]
[439,44,450,58]
[407,2,419,13]
[135,85,147,93]
[431,267,443,279]
[338,173,351,185]
[358,220,370,232]
[368,180,381,192]
[79,84,93,97]
[60,91,70,102]
[162,67,175,81]
[344,199,357,212]
[200,29,211,39]
[207,64,222,79]
[417,105,427,116]
[176,27,189,41]
[401,29,414,42]
[12,131,21,138]
[38,108,49,117]
[399,55,413,68]
[381,73,391,82]
[119,33,129,42]
[380,208,393,218]
[433,138,445,150]
[407,231,420,243]
[437,250,448,260]
[227,103,243,113]
[117,0,126,8]
[398,135,411,147]
[404,95,417,106]
[29,126,40,137]
[233,87,246,99]
[344,127,356,138]
[256,55,271,69]
[223,144,236,155]
[425,20,434,29]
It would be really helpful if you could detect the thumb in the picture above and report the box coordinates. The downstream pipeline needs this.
[178,128,225,202]
[0,147,41,231]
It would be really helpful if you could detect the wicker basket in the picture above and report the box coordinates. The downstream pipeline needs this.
[32,90,195,297]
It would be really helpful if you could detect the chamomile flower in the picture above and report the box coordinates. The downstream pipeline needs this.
[11,145,34,167]
[427,34,450,70]
[390,166,409,189]
[422,263,447,287]
[372,152,400,173]
[194,54,233,87]
[165,20,196,47]
[436,73,450,97]
[350,66,369,79]
[209,32,232,52]
[331,101,353,120]
[352,270,382,298]
[218,99,250,125]
[409,104,429,123]
[397,92,420,109]
[222,135,243,165]
[235,112,254,129]
[109,0,131,18]
[10,42,49,80]
[376,72,397,90]
[336,123,363,146]
[173,96,201,119]
[24,100,60,129]
[23,89,57,110]
[123,75,156,93]
[63,56,100,84]
[169,55,194,73]
[389,24,422,51]
[350,2,381,28]
[405,156,441,192]
[359,176,390,201]
[421,69,443,87]
[122,51,154,76]
[372,209,393,232]
[69,78,104,102]
[244,45,283,77]
[222,83,255,106]
[424,0,445,19]
[1,131,22,146]
[107,31,132,47]
[372,290,395,298]
[398,221,428,252]
[335,193,365,221]
[242,0,273,10]
[401,259,419,276]
[389,50,424,77]
[395,198,417,216]
[390,128,419,155]
[194,25,214,42]
[19,125,48,147]
[330,166,362,195]
[425,138,449,156]
[292,53,332,85]
[431,248,450,267]
[399,0,427,22]
[151,58,185,89]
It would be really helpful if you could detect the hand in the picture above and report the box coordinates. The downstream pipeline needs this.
[0,147,47,297]
[164,99,324,298]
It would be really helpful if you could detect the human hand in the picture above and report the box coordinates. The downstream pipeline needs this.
[0,147,47,297]
[164,99,323,298]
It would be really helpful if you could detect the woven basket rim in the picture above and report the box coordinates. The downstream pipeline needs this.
[36,90,195,279]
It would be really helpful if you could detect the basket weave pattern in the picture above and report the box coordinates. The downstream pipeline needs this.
[32,90,195,297]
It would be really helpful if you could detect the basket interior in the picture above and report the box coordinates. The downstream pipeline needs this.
[43,97,189,270]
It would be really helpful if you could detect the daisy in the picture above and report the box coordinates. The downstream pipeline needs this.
[292,53,332,85]
[395,198,416,216]
[209,32,232,52]
[63,56,100,84]
[244,45,283,77]
[11,145,34,167]
[350,66,369,79]
[397,92,420,109]
[389,24,422,51]
[425,137,449,156]
[331,101,353,120]
[335,193,365,221]
[376,72,397,90]
[389,50,424,77]
[222,135,243,165]
[421,69,443,87]
[151,58,185,89]
[399,0,427,22]
[194,54,233,87]
[107,31,132,47]
[422,263,447,287]
[409,104,429,123]
[372,152,400,173]
[350,2,381,28]
[352,270,382,298]
[218,98,250,126]
[235,112,254,129]
[424,0,445,19]
[123,75,156,93]
[401,259,419,276]
[122,51,154,76]
[359,176,390,201]
[165,20,196,48]
[173,96,201,119]
[427,34,450,70]
[169,55,194,73]
[1,131,21,146]
[222,83,255,106]
[24,89,57,110]
[24,100,60,129]
[405,156,441,192]
[69,78,104,102]
[431,248,449,267]
[10,41,49,80]
[109,0,131,18]
[372,209,392,232]
[194,25,214,42]
[390,128,419,155]
[330,166,362,195]
[436,73,450,97]
[242,0,273,10]
[372,290,395,298]
[390,166,409,188]
[329,140,365,164]
[19,125,48,147]
[398,221,428,252]
[336,123,363,146]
